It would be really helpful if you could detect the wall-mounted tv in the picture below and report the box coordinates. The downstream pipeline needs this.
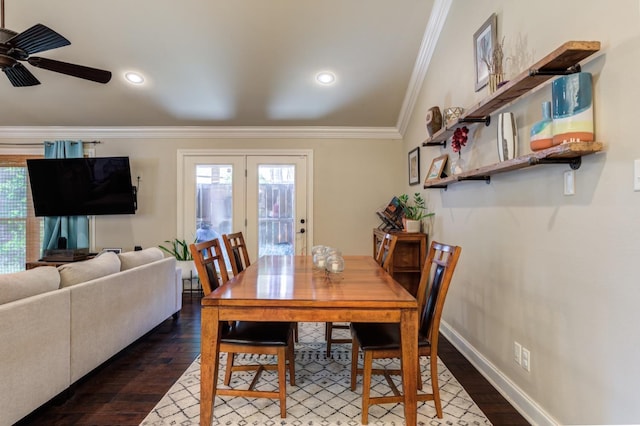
[27,156,137,217]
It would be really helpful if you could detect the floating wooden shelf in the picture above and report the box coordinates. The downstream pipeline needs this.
[423,142,604,189]
[422,41,601,146]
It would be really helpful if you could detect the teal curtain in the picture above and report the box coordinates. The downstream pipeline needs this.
[42,141,90,250]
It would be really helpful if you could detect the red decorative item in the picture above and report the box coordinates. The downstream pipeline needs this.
[451,126,469,153]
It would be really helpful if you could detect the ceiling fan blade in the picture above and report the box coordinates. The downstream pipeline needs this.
[28,56,111,84]
[3,62,40,86]
[8,24,70,55]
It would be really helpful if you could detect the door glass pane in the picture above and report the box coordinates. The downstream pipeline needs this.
[195,165,233,243]
[258,165,295,256]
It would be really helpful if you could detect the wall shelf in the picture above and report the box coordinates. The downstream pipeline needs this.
[423,142,604,189]
[422,40,601,146]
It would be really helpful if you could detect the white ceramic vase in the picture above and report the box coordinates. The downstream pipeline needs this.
[176,260,198,279]
[404,219,421,233]
[497,112,518,161]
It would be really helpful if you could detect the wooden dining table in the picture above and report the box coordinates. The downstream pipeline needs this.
[200,255,420,425]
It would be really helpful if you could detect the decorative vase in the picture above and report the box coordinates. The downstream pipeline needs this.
[530,101,554,151]
[403,219,421,233]
[497,112,518,161]
[450,153,465,175]
[176,260,198,279]
[425,106,443,137]
[488,73,504,94]
[552,72,594,144]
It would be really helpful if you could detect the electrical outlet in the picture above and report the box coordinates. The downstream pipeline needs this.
[521,347,531,372]
[514,341,522,365]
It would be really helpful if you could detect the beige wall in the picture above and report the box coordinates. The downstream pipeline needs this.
[403,0,640,424]
[2,137,403,256]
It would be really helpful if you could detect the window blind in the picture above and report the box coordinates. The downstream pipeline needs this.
[0,155,43,272]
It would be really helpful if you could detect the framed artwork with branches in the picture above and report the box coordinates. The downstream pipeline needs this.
[473,13,497,91]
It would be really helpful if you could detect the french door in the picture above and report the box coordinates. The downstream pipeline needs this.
[178,150,312,261]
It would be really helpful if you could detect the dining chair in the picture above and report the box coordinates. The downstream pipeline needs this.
[222,231,299,342]
[222,231,251,276]
[349,240,461,424]
[189,238,296,418]
[325,233,398,357]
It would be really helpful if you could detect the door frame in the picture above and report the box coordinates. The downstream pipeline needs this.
[177,149,314,255]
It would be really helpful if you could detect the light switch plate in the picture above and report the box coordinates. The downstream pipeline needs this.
[634,159,640,191]
[564,170,575,195]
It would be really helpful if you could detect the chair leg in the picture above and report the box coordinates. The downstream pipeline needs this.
[293,323,299,343]
[277,346,287,418]
[224,352,235,386]
[417,357,423,390]
[430,354,442,418]
[350,338,360,391]
[361,351,373,425]
[325,322,332,357]
[287,334,296,386]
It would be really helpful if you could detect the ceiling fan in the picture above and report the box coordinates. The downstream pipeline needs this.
[0,0,111,87]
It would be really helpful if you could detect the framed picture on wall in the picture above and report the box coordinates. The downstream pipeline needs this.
[408,147,420,185]
[425,154,448,183]
[473,13,497,91]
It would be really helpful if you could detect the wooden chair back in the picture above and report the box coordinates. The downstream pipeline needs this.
[375,233,398,272]
[189,238,230,295]
[416,241,462,347]
[222,231,251,276]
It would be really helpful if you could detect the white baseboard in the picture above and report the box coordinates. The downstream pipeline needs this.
[440,320,559,426]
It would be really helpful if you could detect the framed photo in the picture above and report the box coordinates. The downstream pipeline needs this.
[408,147,420,185]
[425,154,448,183]
[473,13,497,92]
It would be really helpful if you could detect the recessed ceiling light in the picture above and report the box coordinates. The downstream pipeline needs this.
[124,72,145,85]
[315,71,336,85]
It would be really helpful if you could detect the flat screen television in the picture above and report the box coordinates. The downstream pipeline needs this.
[27,156,137,216]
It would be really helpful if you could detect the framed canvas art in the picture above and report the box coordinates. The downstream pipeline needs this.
[473,13,497,91]
[408,147,420,185]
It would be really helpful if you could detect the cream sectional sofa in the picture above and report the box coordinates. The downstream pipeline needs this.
[0,248,181,426]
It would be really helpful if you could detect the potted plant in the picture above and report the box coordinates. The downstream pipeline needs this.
[159,238,197,279]
[397,193,434,233]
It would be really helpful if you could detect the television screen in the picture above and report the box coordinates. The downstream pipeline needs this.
[27,157,137,216]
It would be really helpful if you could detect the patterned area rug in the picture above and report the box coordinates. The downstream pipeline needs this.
[140,322,491,426]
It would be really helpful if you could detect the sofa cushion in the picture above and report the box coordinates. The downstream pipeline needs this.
[117,247,164,271]
[0,266,60,305]
[58,251,121,288]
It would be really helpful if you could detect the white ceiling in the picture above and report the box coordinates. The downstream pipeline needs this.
[0,0,445,136]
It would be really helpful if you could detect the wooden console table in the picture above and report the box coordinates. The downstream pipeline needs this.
[373,229,427,296]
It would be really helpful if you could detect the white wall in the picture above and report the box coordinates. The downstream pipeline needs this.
[1,137,404,256]
[403,0,640,424]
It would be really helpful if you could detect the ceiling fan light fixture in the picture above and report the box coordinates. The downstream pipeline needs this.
[315,71,336,86]
[124,71,144,85]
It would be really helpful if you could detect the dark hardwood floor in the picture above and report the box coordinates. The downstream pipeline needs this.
[17,294,529,425]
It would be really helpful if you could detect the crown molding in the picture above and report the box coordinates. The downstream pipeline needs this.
[0,126,402,140]
[396,0,452,136]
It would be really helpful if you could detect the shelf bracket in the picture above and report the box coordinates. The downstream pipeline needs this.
[529,156,582,169]
[529,64,581,77]
[458,175,491,184]
[460,116,491,127]
[422,140,447,148]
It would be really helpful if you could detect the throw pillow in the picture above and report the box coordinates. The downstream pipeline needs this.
[117,247,164,271]
[0,266,60,305]
[58,251,121,288]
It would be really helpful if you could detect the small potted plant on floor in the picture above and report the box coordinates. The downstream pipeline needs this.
[159,238,197,279]
[397,193,434,233]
